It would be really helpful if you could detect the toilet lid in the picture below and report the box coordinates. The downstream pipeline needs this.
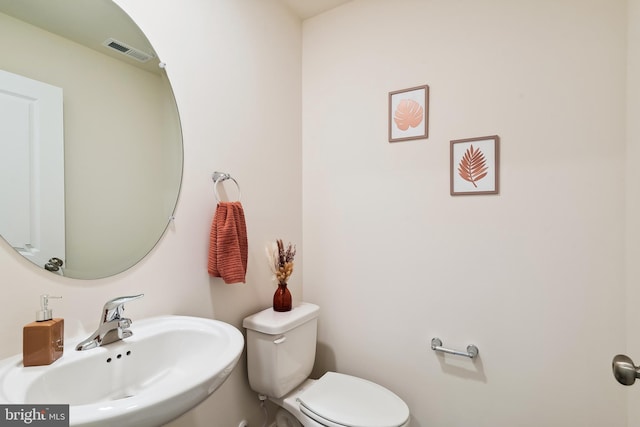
[297,372,409,427]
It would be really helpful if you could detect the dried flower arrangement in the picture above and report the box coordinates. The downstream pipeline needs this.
[266,239,296,285]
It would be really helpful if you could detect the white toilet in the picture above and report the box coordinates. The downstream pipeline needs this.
[243,302,410,427]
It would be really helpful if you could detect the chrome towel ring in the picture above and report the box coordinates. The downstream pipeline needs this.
[212,171,242,202]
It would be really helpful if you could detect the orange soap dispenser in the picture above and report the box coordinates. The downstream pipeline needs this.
[23,295,64,367]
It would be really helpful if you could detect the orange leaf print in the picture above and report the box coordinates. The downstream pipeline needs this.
[393,99,424,131]
[458,145,489,188]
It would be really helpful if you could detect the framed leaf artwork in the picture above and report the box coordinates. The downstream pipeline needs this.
[388,85,429,142]
[450,135,500,195]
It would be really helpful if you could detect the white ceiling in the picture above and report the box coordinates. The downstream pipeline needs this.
[0,0,160,74]
[283,0,352,19]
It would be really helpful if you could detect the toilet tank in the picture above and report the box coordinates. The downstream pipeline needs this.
[243,302,319,398]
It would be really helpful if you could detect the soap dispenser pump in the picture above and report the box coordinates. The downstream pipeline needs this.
[23,295,64,367]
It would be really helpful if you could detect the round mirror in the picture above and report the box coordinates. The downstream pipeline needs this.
[0,0,183,279]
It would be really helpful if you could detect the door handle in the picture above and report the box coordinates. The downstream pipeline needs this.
[612,354,640,385]
[44,257,64,272]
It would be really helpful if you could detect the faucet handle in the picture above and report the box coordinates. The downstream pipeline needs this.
[102,294,144,322]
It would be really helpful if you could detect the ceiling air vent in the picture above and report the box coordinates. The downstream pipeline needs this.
[102,38,154,63]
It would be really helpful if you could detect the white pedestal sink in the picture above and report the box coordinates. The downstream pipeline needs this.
[0,315,244,427]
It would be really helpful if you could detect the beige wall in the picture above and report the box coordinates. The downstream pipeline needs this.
[303,1,628,426]
[0,0,302,426]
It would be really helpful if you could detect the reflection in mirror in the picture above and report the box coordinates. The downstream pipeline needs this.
[0,0,183,279]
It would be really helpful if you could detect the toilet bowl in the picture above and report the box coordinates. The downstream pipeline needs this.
[277,373,409,427]
[243,303,410,427]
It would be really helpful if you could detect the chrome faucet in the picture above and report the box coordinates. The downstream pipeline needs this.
[76,294,144,351]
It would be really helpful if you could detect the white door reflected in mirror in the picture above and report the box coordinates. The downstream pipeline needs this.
[0,69,65,269]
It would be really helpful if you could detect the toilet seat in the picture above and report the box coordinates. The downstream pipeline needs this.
[297,372,410,427]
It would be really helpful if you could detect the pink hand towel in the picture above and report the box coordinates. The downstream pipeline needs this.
[208,201,248,284]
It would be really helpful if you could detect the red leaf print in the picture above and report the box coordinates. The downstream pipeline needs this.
[458,145,489,188]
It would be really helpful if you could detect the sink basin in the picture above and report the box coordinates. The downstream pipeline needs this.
[0,315,244,427]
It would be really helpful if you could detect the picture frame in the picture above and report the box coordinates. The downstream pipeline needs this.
[450,135,500,196]
[388,85,429,142]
